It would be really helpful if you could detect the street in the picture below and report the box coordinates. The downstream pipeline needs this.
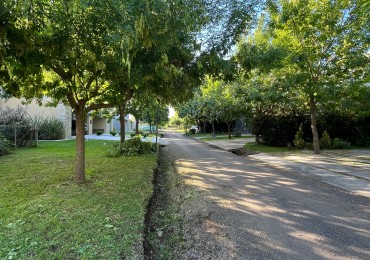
[162,132,370,259]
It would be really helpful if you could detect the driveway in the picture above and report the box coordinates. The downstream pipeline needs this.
[203,138,370,198]
[161,132,370,259]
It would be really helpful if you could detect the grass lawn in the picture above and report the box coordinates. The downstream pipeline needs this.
[0,140,157,259]
[200,135,255,141]
[244,142,289,153]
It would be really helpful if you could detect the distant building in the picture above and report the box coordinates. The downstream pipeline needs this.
[0,96,137,139]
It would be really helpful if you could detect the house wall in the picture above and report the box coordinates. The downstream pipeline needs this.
[0,97,72,139]
[92,116,109,133]
[112,115,136,133]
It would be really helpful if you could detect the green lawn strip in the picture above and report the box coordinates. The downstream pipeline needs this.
[243,142,289,153]
[200,135,255,141]
[0,140,156,259]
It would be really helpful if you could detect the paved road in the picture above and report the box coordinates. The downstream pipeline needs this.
[164,132,370,259]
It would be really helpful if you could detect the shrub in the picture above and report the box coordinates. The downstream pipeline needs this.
[320,130,331,148]
[0,107,33,146]
[293,123,305,148]
[233,132,242,137]
[0,106,29,125]
[305,142,313,150]
[189,129,196,135]
[0,133,14,156]
[110,131,117,136]
[96,131,103,136]
[357,137,370,147]
[106,136,156,157]
[39,117,65,140]
[106,142,123,157]
[332,138,351,149]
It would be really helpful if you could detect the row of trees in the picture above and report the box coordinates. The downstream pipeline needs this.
[0,0,260,182]
[179,0,369,153]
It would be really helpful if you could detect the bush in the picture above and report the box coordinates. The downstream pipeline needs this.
[332,138,351,149]
[293,124,305,148]
[0,107,33,146]
[189,129,196,135]
[106,142,124,157]
[305,142,313,150]
[96,131,103,136]
[106,136,156,157]
[233,132,242,137]
[320,130,331,148]
[357,137,370,147]
[39,117,65,140]
[110,131,117,136]
[0,133,14,156]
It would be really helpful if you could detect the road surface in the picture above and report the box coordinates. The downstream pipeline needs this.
[161,132,370,259]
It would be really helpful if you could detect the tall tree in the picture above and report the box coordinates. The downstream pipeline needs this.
[2,0,148,183]
[237,0,369,153]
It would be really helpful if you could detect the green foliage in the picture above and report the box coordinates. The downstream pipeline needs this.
[293,124,305,148]
[39,117,65,140]
[332,138,351,149]
[189,129,196,135]
[320,130,332,148]
[183,132,191,136]
[106,142,124,157]
[109,131,116,136]
[0,133,13,156]
[0,107,33,147]
[236,0,370,154]
[96,131,103,136]
[304,142,313,150]
[251,112,308,146]
[168,113,183,128]
[106,137,155,157]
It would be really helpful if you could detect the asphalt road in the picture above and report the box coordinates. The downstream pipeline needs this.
[164,132,370,259]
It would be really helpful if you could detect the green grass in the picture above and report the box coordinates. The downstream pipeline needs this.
[200,135,255,141]
[0,140,157,259]
[244,142,289,153]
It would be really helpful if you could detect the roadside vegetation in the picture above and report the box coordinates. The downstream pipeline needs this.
[0,140,157,259]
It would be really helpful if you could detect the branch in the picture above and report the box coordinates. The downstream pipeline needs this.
[66,92,78,109]
[86,103,113,112]
[50,65,71,81]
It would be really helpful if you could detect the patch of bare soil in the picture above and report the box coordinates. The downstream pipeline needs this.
[144,147,230,259]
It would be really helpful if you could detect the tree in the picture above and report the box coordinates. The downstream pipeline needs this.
[2,0,148,183]
[237,0,369,153]
[218,82,246,139]
[2,0,262,183]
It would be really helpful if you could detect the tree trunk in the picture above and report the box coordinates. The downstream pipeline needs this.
[135,117,140,135]
[203,120,207,134]
[309,94,320,154]
[119,105,126,144]
[149,120,152,134]
[227,121,231,139]
[212,121,216,137]
[75,108,86,184]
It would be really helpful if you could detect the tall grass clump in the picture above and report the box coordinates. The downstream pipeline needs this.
[39,117,65,140]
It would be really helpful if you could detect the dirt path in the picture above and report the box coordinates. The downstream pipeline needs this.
[146,132,370,259]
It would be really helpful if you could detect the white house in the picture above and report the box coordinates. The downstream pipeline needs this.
[0,96,137,138]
